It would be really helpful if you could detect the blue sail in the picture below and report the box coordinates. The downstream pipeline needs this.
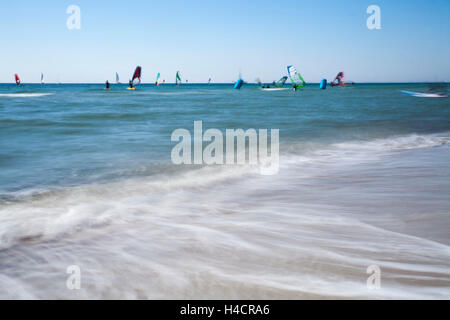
[234,78,244,90]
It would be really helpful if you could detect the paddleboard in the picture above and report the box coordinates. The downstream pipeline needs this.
[401,90,447,98]
[127,88,136,90]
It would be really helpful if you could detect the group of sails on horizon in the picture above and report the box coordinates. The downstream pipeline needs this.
[9,69,447,97]
[12,65,341,91]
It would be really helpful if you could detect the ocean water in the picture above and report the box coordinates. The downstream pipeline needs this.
[0,83,449,299]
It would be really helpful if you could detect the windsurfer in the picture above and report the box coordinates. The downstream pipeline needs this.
[106,80,110,89]
[287,65,305,91]
[129,80,134,89]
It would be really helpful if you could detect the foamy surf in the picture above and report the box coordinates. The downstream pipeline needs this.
[0,132,449,299]
[133,90,218,96]
[333,133,450,151]
[281,132,450,169]
[0,93,54,98]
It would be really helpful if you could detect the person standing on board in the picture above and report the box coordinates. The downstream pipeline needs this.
[106,80,110,90]
[129,80,134,89]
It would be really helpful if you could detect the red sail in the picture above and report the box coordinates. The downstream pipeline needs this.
[132,66,142,86]
[331,71,354,87]
[15,74,21,85]
[331,72,344,87]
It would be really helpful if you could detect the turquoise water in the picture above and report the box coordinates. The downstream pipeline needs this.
[1,83,449,194]
[0,83,449,299]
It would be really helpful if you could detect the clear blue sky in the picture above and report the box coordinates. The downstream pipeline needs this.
[0,0,449,83]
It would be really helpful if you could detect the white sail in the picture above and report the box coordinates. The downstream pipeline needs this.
[116,72,120,84]
[287,65,306,88]
[41,73,44,84]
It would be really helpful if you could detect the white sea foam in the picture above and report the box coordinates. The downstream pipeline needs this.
[333,133,450,151]
[134,90,218,96]
[0,93,54,98]
[0,132,449,299]
[282,132,450,168]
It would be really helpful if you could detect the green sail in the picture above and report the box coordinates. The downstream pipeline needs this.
[274,76,288,88]
[287,65,306,88]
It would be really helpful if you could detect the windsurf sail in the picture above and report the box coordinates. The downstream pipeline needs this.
[274,76,288,88]
[175,71,181,86]
[132,66,142,86]
[15,74,21,86]
[331,72,344,87]
[116,72,120,84]
[234,78,244,90]
[156,73,161,86]
[331,72,354,87]
[208,78,212,85]
[287,66,305,89]
[41,73,44,84]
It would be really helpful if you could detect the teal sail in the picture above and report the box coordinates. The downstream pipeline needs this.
[176,71,181,86]
[274,76,288,88]
[287,66,306,89]
[234,78,244,89]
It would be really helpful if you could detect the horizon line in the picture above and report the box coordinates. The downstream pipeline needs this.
[1,82,448,85]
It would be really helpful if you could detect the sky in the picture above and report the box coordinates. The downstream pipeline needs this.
[0,0,449,83]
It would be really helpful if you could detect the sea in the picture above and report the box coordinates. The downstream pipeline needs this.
[0,83,449,299]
